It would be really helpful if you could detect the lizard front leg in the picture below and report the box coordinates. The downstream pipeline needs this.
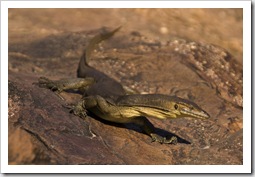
[131,116,178,144]
[68,95,113,119]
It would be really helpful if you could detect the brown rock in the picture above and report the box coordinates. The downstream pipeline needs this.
[8,27,242,165]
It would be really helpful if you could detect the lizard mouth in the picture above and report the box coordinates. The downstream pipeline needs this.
[180,108,210,119]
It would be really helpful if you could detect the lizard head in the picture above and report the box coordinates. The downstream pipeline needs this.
[169,99,210,119]
[117,94,210,120]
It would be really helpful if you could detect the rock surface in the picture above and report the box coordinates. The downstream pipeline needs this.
[8,9,243,165]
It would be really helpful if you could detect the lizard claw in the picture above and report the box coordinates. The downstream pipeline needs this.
[37,77,63,92]
[63,103,87,118]
[151,133,178,144]
[164,136,178,144]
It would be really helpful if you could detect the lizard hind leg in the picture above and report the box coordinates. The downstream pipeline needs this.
[37,77,95,94]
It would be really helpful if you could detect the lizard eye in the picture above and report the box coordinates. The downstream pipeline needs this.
[174,104,178,110]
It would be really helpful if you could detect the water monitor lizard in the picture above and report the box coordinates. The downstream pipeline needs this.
[37,27,210,144]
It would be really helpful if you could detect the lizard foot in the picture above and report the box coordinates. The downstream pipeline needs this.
[63,102,87,118]
[151,133,178,144]
[37,77,63,93]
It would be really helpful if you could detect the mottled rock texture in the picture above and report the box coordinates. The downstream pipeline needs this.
[8,9,242,165]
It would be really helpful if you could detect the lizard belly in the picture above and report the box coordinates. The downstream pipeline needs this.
[88,106,135,124]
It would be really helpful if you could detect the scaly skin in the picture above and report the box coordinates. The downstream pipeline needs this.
[38,27,210,144]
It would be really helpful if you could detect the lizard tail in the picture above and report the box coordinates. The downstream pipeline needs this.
[77,26,121,77]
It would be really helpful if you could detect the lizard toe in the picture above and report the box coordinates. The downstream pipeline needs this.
[63,103,87,118]
[164,136,178,144]
[151,133,178,144]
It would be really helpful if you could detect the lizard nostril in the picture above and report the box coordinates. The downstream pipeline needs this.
[174,104,178,110]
